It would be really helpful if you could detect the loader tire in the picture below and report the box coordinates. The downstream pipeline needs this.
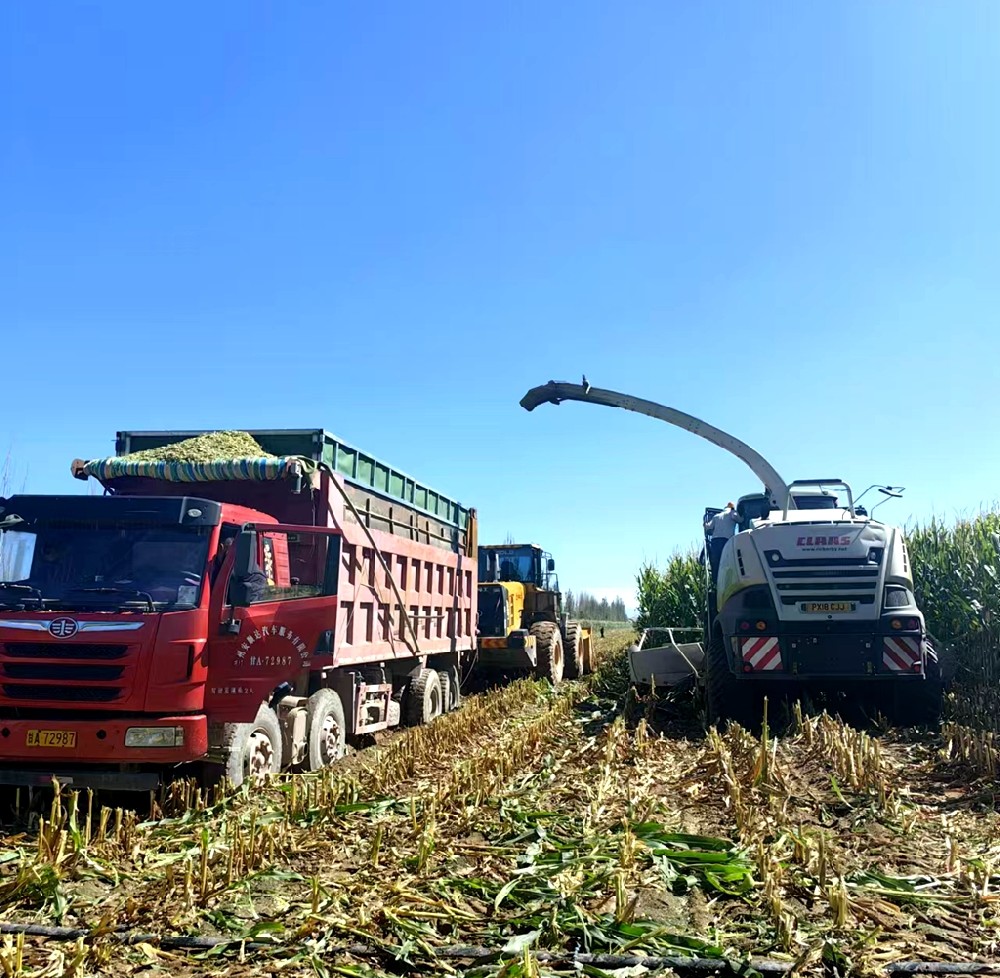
[563,621,583,679]
[405,668,443,726]
[705,634,760,732]
[530,621,564,686]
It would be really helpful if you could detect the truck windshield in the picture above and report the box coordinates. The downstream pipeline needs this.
[0,523,213,610]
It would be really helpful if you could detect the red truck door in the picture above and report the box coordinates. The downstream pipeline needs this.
[206,526,341,722]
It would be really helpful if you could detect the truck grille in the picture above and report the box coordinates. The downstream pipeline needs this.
[1,643,128,660]
[0,643,134,705]
[2,685,122,702]
[2,663,124,681]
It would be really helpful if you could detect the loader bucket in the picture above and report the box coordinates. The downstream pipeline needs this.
[579,628,595,674]
[627,627,705,689]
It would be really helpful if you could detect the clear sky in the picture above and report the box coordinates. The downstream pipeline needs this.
[4,2,999,614]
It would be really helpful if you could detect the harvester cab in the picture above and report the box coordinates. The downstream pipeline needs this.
[476,544,594,686]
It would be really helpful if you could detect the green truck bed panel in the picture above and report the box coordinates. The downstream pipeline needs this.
[114,429,471,530]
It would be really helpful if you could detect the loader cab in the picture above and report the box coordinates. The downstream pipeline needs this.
[478,544,559,593]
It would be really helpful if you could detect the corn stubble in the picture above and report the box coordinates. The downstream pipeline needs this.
[0,634,998,977]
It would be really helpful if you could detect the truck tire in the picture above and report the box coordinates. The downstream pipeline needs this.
[405,668,443,726]
[705,634,759,732]
[436,669,452,713]
[306,688,347,771]
[448,663,462,710]
[436,664,461,712]
[563,621,583,679]
[530,621,564,685]
[222,703,283,788]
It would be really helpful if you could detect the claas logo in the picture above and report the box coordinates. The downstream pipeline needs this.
[796,535,853,547]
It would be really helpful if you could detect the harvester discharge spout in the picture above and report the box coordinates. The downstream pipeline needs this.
[520,380,792,509]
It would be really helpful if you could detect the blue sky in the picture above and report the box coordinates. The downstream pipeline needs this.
[3,2,998,613]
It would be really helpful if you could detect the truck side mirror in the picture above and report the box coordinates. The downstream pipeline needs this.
[233,529,257,577]
[547,558,555,572]
[229,529,258,608]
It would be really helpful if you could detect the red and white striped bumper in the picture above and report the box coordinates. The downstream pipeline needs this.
[741,636,782,672]
[882,636,923,673]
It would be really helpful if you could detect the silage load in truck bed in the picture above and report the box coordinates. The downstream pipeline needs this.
[120,430,276,463]
[71,431,314,484]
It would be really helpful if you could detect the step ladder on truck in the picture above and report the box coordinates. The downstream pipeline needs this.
[520,379,950,730]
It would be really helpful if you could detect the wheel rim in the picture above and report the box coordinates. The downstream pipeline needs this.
[318,712,343,765]
[245,728,275,780]
[430,685,441,717]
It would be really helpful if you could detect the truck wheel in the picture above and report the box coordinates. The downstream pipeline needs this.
[447,663,462,710]
[223,703,283,788]
[705,634,759,732]
[530,621,564,685]
[563,621,583,679]
[306,688,347,770]
[436,670,452,713]
[436,664,461,712]
[405,668,443,726]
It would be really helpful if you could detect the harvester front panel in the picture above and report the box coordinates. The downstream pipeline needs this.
[716,516,928,681]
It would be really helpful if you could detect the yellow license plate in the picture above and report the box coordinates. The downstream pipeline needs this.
[801,602,856,614]
[26,730,77,749]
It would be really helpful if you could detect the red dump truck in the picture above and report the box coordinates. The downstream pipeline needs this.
[0,429,478,790]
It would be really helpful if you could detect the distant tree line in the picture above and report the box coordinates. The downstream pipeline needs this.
[564,590,630,622]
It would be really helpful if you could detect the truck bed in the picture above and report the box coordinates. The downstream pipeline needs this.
[108,429,475,555]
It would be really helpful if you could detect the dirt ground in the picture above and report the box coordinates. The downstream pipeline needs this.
[0,634,998,977]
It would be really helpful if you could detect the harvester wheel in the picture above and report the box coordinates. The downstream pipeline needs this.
[530,621,564,685]
[405,668,443,726]
[306,688,347,770]
[563,621,583,679]
[705,634,759,732]
[890,654,944,728]
[221,702,283,788]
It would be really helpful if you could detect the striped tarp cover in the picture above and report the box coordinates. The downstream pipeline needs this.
[79,456,316,483]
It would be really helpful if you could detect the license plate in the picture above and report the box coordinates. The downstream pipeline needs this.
[801,602,856,614]
[26,730,77,749]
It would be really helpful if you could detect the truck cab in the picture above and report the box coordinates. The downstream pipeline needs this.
[0,491,352,787]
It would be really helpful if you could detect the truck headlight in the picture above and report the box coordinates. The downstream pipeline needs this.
[125,726,185,748]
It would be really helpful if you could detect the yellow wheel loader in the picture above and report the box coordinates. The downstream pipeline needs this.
[475,544,594,685]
